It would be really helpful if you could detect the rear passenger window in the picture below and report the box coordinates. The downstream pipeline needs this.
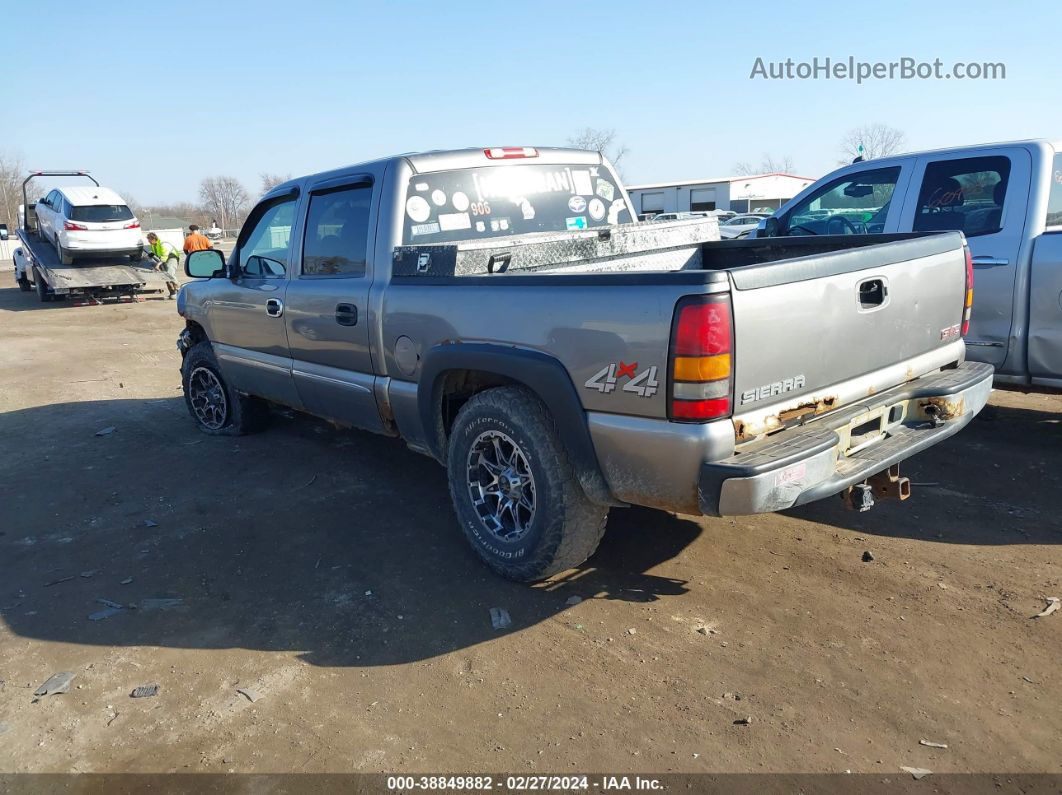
[302,184,371,277]
[913,156,1011,237]
[1046,153,1062,229]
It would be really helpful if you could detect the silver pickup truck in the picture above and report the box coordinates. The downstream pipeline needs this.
[752,138,1062,389]
[176,147,993,581]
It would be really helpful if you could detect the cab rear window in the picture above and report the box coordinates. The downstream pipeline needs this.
[1047,153,1062,228]
[402,164,631,244]
[69,204,134,223]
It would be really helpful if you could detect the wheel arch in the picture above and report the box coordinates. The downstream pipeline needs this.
[418,343,621,507]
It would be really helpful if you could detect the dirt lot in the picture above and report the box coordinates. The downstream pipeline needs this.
[0,282,1060,776]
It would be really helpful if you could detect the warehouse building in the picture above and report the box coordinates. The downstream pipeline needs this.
[626,172,816,216]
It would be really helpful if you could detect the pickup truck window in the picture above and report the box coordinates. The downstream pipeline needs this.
[913,156,1010,237]
[302,184,371,277]
[239,198,296,278]
[402,163,631,244]
[1047,153,1062,229]
[784,167,900,236]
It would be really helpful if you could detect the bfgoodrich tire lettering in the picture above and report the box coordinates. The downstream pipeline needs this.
[180,341,270,436]
[447,386,608,581]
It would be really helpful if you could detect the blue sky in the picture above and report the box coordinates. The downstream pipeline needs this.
[6,0,1060,204]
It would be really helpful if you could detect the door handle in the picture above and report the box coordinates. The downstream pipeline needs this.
[335,303,358,326]
[972,256,1009,267]
[265,298,284,318]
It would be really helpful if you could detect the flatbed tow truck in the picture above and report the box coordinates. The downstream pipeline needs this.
[13,170,170,304]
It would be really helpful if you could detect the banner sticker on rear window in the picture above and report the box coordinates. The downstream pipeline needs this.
[411,222,440,236]
[596,180,615,201]
[566,216,588,230]
[572,170,593,195]
[568,196,587,213]
[588,198,605,221]
[438,212,471,231]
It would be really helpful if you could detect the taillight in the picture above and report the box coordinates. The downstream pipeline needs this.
[484,146,539,160]
[63,220,88,231]
[124,220,140,229]
[961,243,974,336]
[669,295,734,421]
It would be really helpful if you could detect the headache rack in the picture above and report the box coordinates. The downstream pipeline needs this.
[392,217,720,278]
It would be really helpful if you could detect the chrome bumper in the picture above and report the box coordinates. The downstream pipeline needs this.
[698,362,994,516]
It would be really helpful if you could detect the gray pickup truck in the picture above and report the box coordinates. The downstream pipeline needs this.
[176,146,993,581]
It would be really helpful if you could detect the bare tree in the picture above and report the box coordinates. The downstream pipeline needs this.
[733,154,797,176]
[199,176,249,232]
[838,124,907,164]
[567,127,630,176]
[260,172,292,194]
[0,151,26,232]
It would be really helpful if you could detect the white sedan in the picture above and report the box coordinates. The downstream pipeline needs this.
[717,213,769,239]
[35,186,143,264]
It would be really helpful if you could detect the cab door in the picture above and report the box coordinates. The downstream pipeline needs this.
[207,190,303,408]
[898,148,1032,368]
[282,174,383,433]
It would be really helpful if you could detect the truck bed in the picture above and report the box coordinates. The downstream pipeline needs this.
[18,228,170,293]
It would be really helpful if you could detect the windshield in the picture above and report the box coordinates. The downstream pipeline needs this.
[402,163,632,244]
[69,204,134,223]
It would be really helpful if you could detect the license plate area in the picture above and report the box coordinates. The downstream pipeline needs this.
[844,410,886,456]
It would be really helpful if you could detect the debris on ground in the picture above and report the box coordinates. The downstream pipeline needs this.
[97,598,124,609]
[80,570,97,578]
[141,597,184,611]
[120,578,133,585]
[565,596,583,606]
[901,766,932,780]
[733,716,752,726]
[0,722,11,735]
[919,739,948,749]
[237,688,261,703]
[627,627,637,635]
[1032,597,1059,618]
[862,551,875,562]
[88,607,124,621]
[44,575,75,587]
[723,692,743,701]
[130,684,159,698]
[142,519,158,528]
[489,607,512,630]
[94,426,116,437]
[34,672,75,697]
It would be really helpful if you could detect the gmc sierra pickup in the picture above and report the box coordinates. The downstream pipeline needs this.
[176,146,993,581]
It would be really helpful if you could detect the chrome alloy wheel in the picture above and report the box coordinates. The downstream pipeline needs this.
[188,366,229,430]
[466,430,537,542]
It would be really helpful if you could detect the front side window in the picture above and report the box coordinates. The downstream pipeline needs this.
[302,184,371,276]
[237,198,297,278]
[913,156,1011,237]
[784,166,901,235]
[69,205,135,223]
[1047,153,1062,229]
[402,163,632,244]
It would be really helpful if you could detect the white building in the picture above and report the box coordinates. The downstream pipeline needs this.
[626,173,816,216]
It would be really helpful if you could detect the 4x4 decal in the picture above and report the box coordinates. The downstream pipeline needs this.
[584,362,660,398]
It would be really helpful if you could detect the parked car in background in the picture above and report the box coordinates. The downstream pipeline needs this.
[717,213,768,239]
[34,185,143,265]
[751,139,1062,390]
[175,145,990,581]
[648,211,712,222]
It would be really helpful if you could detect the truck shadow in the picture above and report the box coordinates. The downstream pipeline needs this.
[783,402,1062,545]
[0,282,170,312]
[0,396,696,668]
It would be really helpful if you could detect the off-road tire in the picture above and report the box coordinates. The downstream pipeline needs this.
[180,341,270,436]
[447,385,609,581]
[34,268,53,302]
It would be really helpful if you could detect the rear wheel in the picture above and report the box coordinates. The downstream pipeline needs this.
[17,271,32,291]
[56,240,73,266]
[33,268,53,303]
[181,341,270,436]
[446,386,609,582]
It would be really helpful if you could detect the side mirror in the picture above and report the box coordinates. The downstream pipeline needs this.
[762,216,780,237]
[0,225,8,241]
[186,248,226,279]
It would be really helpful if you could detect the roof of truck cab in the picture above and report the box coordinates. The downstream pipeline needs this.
[266,147,607,195]
[57,186,127,206]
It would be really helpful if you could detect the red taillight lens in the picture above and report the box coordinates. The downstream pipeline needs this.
[961,244,974,336]
[124,220,140,229]
[669,295,734,421]
[484,146,539,160]
[63,220,87,230]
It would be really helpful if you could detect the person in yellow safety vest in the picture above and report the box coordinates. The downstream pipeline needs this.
[146,232,180,299]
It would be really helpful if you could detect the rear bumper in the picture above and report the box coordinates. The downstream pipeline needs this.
[698,361,994,515]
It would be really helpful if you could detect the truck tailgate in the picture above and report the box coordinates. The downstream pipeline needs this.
[727,234,969,440]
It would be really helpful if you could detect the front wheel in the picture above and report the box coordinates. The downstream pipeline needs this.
[180,341,270,436]
[446,386,609,582]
